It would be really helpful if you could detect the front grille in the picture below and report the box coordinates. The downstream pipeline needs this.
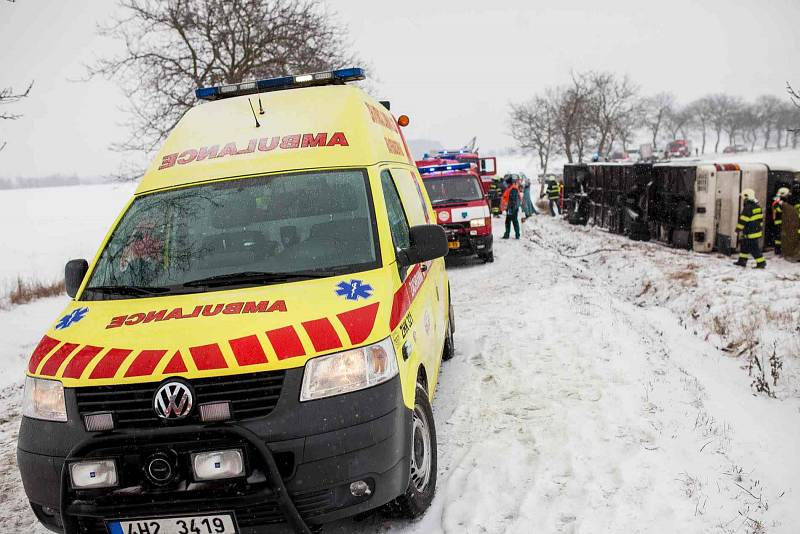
[75,371,285,428]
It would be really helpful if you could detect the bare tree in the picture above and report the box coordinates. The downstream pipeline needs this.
[685,97,711,154]
[552,73,597,163]
[90,0,357,154]
[706,93,737,153]
[586,71,638,157]
[774,101,796,149]
[0,81,33,153]
[641,92,675,148]
[509,95,560,175]
[664,105,692,141]
[722,97,746,146]
[754,95,781,149]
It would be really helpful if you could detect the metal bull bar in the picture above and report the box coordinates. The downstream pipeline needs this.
[59,424,313,534]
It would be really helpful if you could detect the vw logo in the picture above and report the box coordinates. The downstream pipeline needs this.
[153,381,194,420]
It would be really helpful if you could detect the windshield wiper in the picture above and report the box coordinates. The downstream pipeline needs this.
[84,285,171,296]
[432,198,469,205]
[182,270,337,288]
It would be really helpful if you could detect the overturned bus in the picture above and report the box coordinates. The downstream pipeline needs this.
[563,161,798,254]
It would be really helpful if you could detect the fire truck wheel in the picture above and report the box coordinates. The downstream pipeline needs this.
[479,251,494,263]
[394,383,438,518]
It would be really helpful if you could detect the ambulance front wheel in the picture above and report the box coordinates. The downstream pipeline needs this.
[395,383,437,518]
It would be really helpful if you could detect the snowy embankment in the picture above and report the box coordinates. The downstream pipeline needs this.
[0,182,799,533]
[0,182,136,300]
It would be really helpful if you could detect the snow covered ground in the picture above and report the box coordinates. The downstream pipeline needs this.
[1,177,799,533]
[0,182,136,297]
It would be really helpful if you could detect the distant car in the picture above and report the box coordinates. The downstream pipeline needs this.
[667,139,692,158]
[609,150,629,162]
[723,144,748,154]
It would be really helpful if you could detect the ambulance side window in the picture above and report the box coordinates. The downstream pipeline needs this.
[390,168,430,226]
[380,170,411,253]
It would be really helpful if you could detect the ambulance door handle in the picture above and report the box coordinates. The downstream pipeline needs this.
[402,341,413,361]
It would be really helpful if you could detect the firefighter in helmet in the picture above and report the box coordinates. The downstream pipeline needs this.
[541,176,561,217]
[734,188,766,269]
[772,187,790,255]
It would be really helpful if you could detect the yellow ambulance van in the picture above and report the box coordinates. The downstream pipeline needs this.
[17,68,453,534]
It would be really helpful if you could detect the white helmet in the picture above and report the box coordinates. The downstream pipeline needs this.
[740,188,756,201]
[777,187,790,198]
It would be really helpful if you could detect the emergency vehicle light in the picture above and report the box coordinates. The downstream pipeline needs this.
[195,67,366,100]
[418,163,472,175]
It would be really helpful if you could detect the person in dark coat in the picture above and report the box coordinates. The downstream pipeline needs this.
[501,176,521,239]
[734,188,766,269]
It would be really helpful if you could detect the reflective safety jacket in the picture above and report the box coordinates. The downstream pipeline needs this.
[546,180,560,200]
[501,184,521,212]
[736,199,764,240]
[772,199,783,244]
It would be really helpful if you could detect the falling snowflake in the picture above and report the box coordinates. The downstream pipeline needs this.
[335,280,373,301]
[55,307,89,330]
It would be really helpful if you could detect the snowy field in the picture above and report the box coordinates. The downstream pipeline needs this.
[1,171,799,533]
[0,182,136,296]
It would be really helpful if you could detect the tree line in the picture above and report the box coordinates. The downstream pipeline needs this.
[509,71,800,174]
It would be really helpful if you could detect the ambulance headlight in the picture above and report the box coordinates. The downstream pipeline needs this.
[470,218,487,228]
[23,377,67,422]
[192,449,244,481]
[70,459,118,489]
[300,338,398,401]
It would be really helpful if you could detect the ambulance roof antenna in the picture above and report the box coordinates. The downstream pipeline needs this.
[257,95,265,115]
[248,98,261,128]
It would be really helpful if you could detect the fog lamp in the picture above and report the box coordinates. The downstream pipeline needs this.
[192,449,244,481]
[350,480,372,497]
[70,459,118,489]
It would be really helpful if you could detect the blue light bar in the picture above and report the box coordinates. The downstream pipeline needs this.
[418,163,472,175]
[195,67,366,101]
[437,149,470,155]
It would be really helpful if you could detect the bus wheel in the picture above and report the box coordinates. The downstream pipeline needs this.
[395,383,437,518]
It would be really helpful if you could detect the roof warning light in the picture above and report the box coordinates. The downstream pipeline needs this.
[195,67,365,101]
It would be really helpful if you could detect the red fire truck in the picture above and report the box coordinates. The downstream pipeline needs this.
[426,149,497,193]
[417,161,494,262]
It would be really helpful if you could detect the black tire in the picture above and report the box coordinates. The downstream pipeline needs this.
[479,251,494,263]
[394,383,438,518]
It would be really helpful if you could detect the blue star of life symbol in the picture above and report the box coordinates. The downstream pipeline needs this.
[55,307,89,330]
[335,279,373,301]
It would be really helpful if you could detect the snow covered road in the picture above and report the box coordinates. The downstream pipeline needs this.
[1,215,798,533]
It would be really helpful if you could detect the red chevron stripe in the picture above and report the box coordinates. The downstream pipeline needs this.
[190,344,228,370]
[39,343,79,376]
[90,348,133,379]
[28,336,60,374]
[266,326,306,360]
[229,335,268,366]
[302,318,342,352]
[124,349,168,377]
[62,345,103,379]
[163,351,187,374]
[337,303,380,345]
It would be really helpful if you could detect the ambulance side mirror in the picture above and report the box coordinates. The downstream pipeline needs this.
[398,225,449,266]
[65,259,89,298]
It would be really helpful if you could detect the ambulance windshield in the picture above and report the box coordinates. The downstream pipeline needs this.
[423,175,484,205]
[82,170,379,299]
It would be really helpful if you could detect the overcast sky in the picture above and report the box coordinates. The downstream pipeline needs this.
[1,0,798,178]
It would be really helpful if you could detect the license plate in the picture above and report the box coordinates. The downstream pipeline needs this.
[448,241,460,249]
[107,514,237,534]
